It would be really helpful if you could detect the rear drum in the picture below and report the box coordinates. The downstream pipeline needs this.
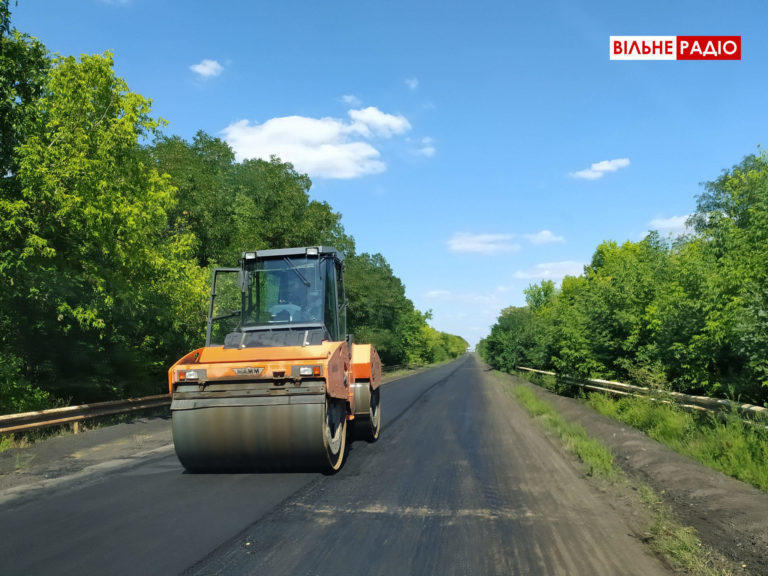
[352,385,381,442]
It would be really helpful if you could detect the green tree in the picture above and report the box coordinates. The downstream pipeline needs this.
[0,0,49,196]
[345,252,413,363]
[0,3,53,411]
[691,152,768,398]
[150,132,236,267]
[228,156,354,260]
[2,52,206,405]
[150,137,356,267]
[483,306,536,372]
[524,280,556,311]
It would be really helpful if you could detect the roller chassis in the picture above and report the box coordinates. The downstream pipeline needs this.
[168,246,382,473]
[169,341,381,472]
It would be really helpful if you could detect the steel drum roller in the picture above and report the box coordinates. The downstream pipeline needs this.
[351,381,381,442]
[172,395,347,472]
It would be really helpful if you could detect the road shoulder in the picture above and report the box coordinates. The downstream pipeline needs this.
[494,368,767,574]
[0,416,173,505]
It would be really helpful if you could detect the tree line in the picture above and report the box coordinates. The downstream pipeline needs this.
[479,153,768,405]
[0,5,467,413]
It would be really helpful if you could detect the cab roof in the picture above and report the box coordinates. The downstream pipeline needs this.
[242,246,344,262]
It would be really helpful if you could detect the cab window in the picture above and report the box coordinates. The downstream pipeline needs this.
[323,259,339,340]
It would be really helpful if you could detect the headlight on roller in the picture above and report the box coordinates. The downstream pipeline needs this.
[177,369,206,382]
[293,365,322,377]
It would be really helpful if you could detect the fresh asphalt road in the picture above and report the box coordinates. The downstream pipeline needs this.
[0,356,669,575]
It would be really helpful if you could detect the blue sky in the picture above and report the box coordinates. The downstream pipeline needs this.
[14,0,768,345]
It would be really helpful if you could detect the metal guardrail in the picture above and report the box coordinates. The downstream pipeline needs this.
[0,394,171,435]
[516,367,767,419]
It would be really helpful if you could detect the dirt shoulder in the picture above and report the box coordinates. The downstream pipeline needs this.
[498,369,768,574]
[0,415,174,503]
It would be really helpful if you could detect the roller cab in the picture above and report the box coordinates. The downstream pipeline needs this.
[168,246,381,472]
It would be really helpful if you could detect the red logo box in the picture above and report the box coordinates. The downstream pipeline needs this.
[677,36,741,60]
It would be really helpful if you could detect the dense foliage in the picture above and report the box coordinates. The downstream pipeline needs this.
[0,8,466,413]
[480,153,768,405]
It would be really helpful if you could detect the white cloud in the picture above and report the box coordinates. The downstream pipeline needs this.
[425,290,452,299]
[339,94,362,107]
[571,158,630,180]
[415,136,436,157]
[514,261,585,280]
[425,287,512,305]
[190,59,224,78]
[348,107,411,138]
[446,229,564,253]
[524,230,564,245]
[405,77,419,90]
[447,233,521,254]
[222,107,411,179]
[648,214,692,236]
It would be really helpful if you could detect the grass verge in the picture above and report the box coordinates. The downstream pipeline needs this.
[515,368,768,493]
[637,484,734,576]
[585,393,768,492]
[503,376,734,576]
[512,385,617,480]
[0,434,15,453]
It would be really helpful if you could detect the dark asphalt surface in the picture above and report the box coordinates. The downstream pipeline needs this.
[0,356,669,575]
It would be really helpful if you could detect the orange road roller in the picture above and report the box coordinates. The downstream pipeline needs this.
[168,247,381,472]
